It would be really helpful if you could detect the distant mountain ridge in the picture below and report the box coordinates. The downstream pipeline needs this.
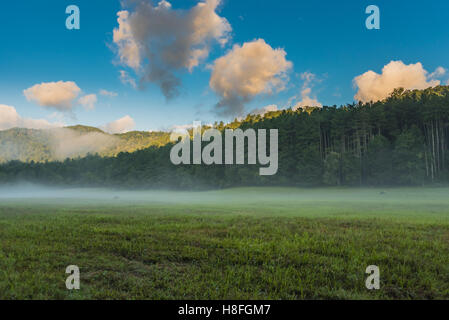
[0,125,171,163]
[65,125,106,134]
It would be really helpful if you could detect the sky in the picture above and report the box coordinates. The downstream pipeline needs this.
[0,0,448,133]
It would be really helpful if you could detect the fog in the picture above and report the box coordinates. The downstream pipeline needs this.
[0,127,118,162]
[0,183,226,204]
[0,183,273,207]
[49,128,118,160]
[1,184,448,216]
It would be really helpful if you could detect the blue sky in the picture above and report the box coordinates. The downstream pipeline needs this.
[1,0,448,132]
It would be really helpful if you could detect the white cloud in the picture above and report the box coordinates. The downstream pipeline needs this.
[102,115,135,134]
[300,71,316,84]
[250,104,279,116]
[169,122,214,133]
[289,72,322,110]
[293,89,322,110]
[99,89,118,97]
[23,81,99,112]
[354,61,440,103]
[210,39,292,116]
[0,104,64,130]
[429,66,446,79]
[170,123,195,134]
[119,70,137,88]
[78,94,97,110]
[23,81,81,111]
[112,0,231,99]
[113,10,142,70]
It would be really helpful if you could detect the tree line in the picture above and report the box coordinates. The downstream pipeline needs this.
[0,86,448,189]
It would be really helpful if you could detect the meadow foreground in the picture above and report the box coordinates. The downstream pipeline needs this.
[0,187,448,300]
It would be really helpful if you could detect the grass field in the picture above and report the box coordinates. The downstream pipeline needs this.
[0,187,448,300]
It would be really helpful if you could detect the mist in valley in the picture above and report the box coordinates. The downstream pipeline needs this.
[0,127,119,162]
[1,183,448,223]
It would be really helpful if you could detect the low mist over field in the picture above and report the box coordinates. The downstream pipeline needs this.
[1,185,449,299]
[1,184,448,223]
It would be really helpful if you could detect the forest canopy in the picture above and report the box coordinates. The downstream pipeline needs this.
[0,86,448,189]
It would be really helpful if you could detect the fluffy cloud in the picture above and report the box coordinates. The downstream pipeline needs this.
[354,61,441,103]
[292,72,322,110]
[113,10,142,70]
[102,115,135,134]
[119,70,137,88]
[0,104,63,130]
[170,123,196,134]
[292,89,322,110]
[99,89,118,97]
[210,39,292,116]
[78,94,97,110]
[429,66,446,79]
[250,104,279,116]
[24,81,99,111]
[112,0,231,99]
[23,81,81,111]
[169,122,214,134]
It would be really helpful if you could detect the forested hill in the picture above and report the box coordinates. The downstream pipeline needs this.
[1,86,448,188]
[0,126,171,163]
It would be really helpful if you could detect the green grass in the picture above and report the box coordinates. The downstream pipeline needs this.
[0,187,448,300]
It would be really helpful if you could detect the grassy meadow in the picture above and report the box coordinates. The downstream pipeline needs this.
[0,187,448,300]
